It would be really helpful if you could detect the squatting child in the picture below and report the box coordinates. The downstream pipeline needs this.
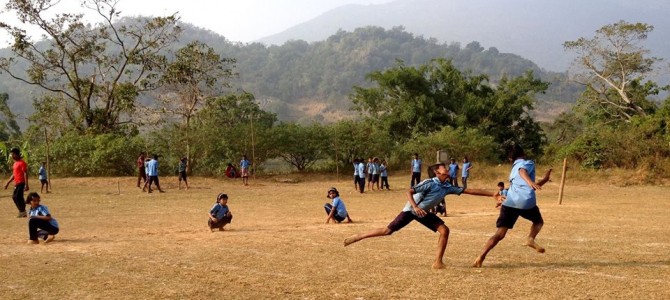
[26,192,59,244]
[208,193,233,231]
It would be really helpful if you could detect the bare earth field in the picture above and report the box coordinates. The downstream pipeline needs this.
[0,173,668,299]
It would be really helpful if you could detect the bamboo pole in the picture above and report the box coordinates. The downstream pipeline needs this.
[557,158,568,205]
[44,128,51,192]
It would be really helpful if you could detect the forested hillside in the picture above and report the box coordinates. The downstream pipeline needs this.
[0,21,581,125]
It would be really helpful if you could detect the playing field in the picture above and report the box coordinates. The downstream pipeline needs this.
[0,173,668,299]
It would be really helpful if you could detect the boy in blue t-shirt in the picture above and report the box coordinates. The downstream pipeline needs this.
[345,163,501,269]
[38,161,50,193]
[461,157,473,190]
[208,193,233,232]
[473,145,552,268]
[495,181,508,208]
[448,158,459,187]
[324,187,353,223]
[26,192,59,244]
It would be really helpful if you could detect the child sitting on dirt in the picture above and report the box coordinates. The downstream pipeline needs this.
[324,187,353,223]
[208,193,233,232]
[27,192,59,244]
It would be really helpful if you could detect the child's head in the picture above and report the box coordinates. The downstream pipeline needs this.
[428,163,448,179]
[327,187,339,198]
[10,148,21,160]
[27,192,41,207]
[497,181,505,190]
[153,154,159,160]
[463,156,469,163]
[508,144,525,161]
[217,193,228,204]
[450,158,456,163]
[413,153,419,159]
[181,157,187,162]
[381,159,387,165]
[41,161,46,166]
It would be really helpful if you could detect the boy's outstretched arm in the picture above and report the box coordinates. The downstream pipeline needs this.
[537,169,553,187]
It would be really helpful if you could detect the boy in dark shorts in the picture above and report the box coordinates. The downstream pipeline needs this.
[473,145,552,268]
[344,163,500,269]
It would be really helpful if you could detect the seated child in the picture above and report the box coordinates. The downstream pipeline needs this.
[26,192,59,244]
[208,193,233,231]
[324,187,353,223]
[495,181,509,208]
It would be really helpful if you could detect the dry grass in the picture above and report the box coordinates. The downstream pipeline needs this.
[0,171,668,299]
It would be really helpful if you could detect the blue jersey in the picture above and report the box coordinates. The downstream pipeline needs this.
[39,166,47,180]
[146,159,159,176]
[240,159,251,169]
[503,159,537,209]
[331,196,348,218]
[462,162,471,178]
[380,165,388,177]
[29,205,59,228]
[411,159,422,173]
[403,177,464,215]
[448,163,459,177]
[210,203,230,220]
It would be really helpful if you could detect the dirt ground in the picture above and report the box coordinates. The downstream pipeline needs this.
[0,173,668,299]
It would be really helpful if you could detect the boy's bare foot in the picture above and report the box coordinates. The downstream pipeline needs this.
[472,257,484,268]
[524,238,546,253]
[344,235,360,247]
[432,261,445,269]
[28,240,39,244]
[45,235,55,243]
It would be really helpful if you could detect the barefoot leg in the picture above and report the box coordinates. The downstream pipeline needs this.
[344,227,390,247]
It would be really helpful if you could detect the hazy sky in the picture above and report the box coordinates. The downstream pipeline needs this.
[0,0,393,45]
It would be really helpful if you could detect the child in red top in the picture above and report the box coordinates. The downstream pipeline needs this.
[4,148,29,217]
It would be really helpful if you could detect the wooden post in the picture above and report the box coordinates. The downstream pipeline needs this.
[117,180,121,195]
[557,158,568,205]
[44,128,51,192]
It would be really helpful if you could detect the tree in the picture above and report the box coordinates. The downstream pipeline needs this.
[563,21,664,121]
[155,41,235,165]
[0,93,21,141]
[0,0,181,134]
[269,123,329,172]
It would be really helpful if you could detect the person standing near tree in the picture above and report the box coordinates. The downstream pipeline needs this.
[410,153,422,187]
[4,148,29,218]
[448,158,459,187]
[38,161,50,193]
[145,154,164,193]
[136,152,147,188]
[240,155,251,186]
[461,157,473,190]
[178,157,189,190]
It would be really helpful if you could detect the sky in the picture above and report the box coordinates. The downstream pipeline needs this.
[0,0,393,45]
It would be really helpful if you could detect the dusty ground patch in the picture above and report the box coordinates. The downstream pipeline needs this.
[0,174,668,299]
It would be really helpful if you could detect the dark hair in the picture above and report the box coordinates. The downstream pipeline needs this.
[217,193,228,201]
[508,144,525,160]
[10,148,21,157]
[413,153,419,157]
[327,187,339,197]
[153,154,159,159]
[26,192,40,204]
[497,181,505,187]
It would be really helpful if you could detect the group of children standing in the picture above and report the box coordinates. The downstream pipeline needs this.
[352,157,390,193]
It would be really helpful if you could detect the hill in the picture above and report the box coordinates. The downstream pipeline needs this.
[259,0,670,72]
[0,21,582,127]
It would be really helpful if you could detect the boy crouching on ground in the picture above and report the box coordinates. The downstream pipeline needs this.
[208,193,233,232]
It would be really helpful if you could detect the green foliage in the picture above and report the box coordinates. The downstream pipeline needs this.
[269,123,330,171]
[402,126,499,164]
[29,133,145,176]
[563,21,664,121]
[0,0,182,134]
[0,92,21,142]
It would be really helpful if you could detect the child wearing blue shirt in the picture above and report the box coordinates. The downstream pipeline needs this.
[461,157,472,190]
[27,192,59,244]
[38,162,50,193]
[208,193,233,232]
[473,145,552,268]
[380,159,390,190]
[448,158,459,187]
[240,155,251,186]
[324,187,353,223]
[410,153,422,187]
[345,163,501,269]
[495,181,508,208]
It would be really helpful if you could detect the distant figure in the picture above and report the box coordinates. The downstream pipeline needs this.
[495,181,508,208]
[356,158,366,193]
[352,158,360,192]
[324,187,353,224]
[136,152,147,188]
[473,145,553,268]
[410,153,422,187]
[208,193,233,232]
[144,154,164,193]
[4,148,29,218]
[26,192,59,244]
[240,155,251,186]
[461,157,473,190]
[380,159,390,190]
[448,158,459,187]
[39,161,50,193]
[178,157,189,190]
[366,157,374,191]
[225,163,239,178]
